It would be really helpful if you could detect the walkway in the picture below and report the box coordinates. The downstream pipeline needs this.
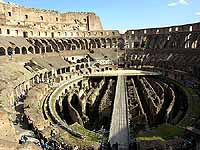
[87,69,161,77]
[109,76,129,149]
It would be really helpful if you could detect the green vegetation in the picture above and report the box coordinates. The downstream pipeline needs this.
[167,79,200,127]
[70,123,101,143]
[136,77,200,142]
[136,124,184,141]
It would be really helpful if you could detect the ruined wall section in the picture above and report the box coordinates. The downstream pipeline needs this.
[0,2,103,34]
[87,15,103,31]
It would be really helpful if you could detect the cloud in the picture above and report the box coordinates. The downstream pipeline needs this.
[179,0,188,5]
[196,12,200,16]
[168,2,177,7]
[168,0,188,7]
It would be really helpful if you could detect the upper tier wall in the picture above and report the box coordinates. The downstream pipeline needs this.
[125,22,200,35]
[0,2,103,32]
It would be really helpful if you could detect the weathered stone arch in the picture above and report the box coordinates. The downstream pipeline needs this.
[72,39,80,49]
[71,44,77,50]
[184,33,191,48]
[191,40,198,48]
[44,72,48,81]
[100,38,106,48]
[78,39,85,50]
[118,38,125,49]
[7,47,13,56]
[0,47,6,56]
[22,47,27,54]
[66,39,72,44]
[77,59,81,63]
[40,39,48,46]
[89,39,96,49]
[76,65,80,70]
[112,38,117,48]
[41,47,46,53]
[46,45,52,53]
[26,39,33,44]
[106,38,112,48]
[28,46,34,54]
[66,39,73,50]
[54,39,64,51]
[83,39,89,49]
[48,39,58,52]
[95,39,101,48]
[14,47,20,54]
[34,39,43,48]
[197,35,200,48]
[34,46,40,54]
[34,75,40,84]
[80,64,84,68]
[61,39,70,50]
[81,58,85,62]
[189,34,199,48]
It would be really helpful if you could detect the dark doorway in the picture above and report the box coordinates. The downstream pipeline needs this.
[51,32,54,38]
[23,32,28,38]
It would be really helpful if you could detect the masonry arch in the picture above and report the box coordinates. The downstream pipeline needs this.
[72,39,80,49]
[41,47,46,53]
[100,38,106,48]
[54,39,64,51]
[112,38,117,48]
[14,47,20,54]
[34,46,40,54]
[89,39,96,49]
[46,45,52,53]
[118,38,125,49]
[40,39,48,46]
[61,39,70,49]
[28,46,34,54]
[48,39,58,52]
[83,39,89,49]
[80,63,84,69]
[0,47,6,56]
[71,45,77,50]
[78,39,85,50]
[184,33,192,48]
[95,38,101,48]
[76,65,80,70]
[77,59,81,63]
[34,39,43,48]
[7,47,13,56]
[22,47,27,54]
[106,38,112,48]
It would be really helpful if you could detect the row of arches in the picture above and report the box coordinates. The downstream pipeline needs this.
[129,31,200,49]
[0,46,30,56]
[0,37,125,56]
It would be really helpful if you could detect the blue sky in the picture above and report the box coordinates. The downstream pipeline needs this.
[3,0,200,31]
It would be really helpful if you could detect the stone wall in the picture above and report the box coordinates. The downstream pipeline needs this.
[0,2,103,37]
[125,22,200,49]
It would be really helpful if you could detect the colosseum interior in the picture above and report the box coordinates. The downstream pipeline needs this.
[0,1,200,150]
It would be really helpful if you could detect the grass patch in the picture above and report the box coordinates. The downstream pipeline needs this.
[159,77,200,127]
[137,136,165,141]
[136,124,184,141]
[70,123,101,143]
[169,80,200,127]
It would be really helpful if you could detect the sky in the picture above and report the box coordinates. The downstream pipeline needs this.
[2,0,200,32]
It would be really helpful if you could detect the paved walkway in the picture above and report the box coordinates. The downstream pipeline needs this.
[109,76,129,149]
[87,69,161,77]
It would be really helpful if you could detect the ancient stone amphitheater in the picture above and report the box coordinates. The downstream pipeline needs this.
[0,1,200,150]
